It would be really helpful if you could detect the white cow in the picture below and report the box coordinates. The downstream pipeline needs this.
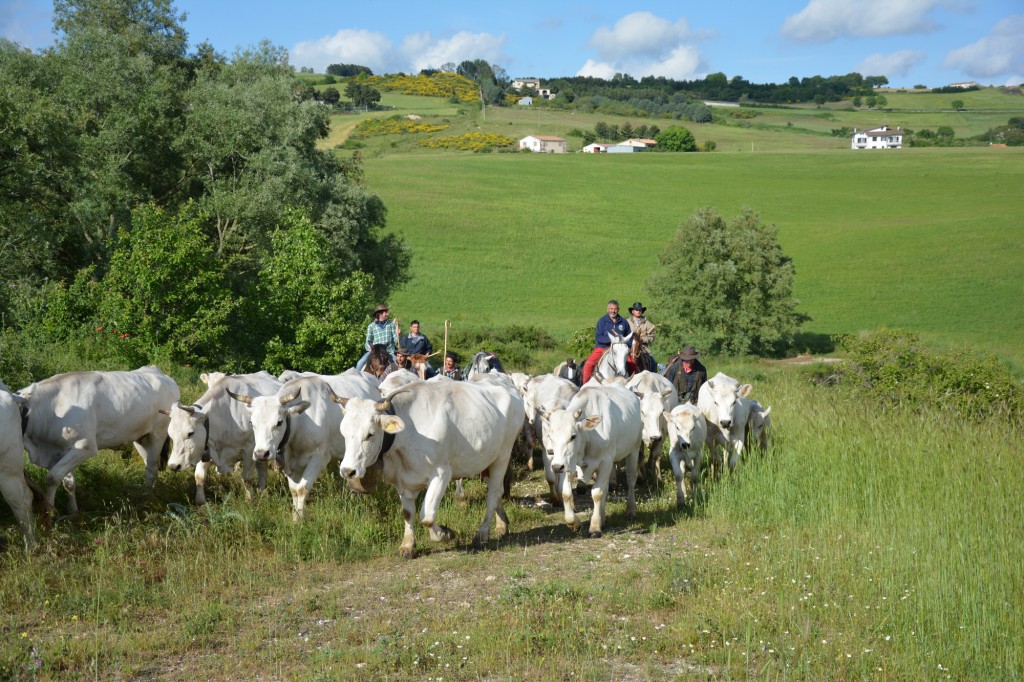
[0,383,36,548]
[278,368,381,396]
[379,368,421,396]
[163,371,283,504]
[625,370,679,482]
[19,366,179,513]
[335,380,524,559]
[228,376,351,520]
[522,374,579,504]
[664,403,708,509]
[743,398,773,454]
[697,372,753,477]
[539,382,641,537]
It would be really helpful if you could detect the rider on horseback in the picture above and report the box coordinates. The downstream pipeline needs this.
[626,302,657,374]
[356,304,399,371]
[582,300,633,384]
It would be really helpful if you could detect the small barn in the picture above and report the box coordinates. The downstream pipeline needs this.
[519,135,568,153]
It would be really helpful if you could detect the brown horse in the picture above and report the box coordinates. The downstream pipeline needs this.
[362,344,393,378]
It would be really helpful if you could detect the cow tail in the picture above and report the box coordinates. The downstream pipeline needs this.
[25,474,52,532]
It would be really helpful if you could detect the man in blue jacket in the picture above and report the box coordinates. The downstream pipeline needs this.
[582,300,632,383]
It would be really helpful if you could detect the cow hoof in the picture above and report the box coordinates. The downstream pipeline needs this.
[472,534,489,550]
[430,525,456,542]
[589,530,603,539]
[399,546,417,560]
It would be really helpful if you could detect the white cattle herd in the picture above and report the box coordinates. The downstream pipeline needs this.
[1,361,772,557]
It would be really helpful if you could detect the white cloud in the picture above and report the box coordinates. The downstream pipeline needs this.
[589,12,692,60]
[578,12,706,80]
[856,50,926,77]
[290,29,395,74]
[943,15,1024,78]
[781,0,946,42]
[400,31,507,74]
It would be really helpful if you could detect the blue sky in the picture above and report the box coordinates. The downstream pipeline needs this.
[3,1,1022,88]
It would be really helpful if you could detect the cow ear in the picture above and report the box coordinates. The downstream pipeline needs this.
[581,415,602,430]
[739,384,753,398]
[378,415,405,433]
[287,400,311,415]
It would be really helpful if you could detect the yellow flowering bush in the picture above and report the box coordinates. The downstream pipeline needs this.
[419,132,516,152]
[352,117,449,138]
[364,73,479,102]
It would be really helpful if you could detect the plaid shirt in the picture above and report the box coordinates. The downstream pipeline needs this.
[364,320,398,352]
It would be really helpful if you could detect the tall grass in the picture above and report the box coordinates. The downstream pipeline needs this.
[2,364,1020,679]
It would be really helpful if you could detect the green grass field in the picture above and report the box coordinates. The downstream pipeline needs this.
[362,147,1024,372]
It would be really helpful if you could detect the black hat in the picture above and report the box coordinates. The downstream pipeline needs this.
[679,345,699,360]
[396,345,409,355]
[629,302,646,313]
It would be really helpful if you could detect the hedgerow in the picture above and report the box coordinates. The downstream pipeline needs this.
[418,132,515,152]
[813,328,1024,420]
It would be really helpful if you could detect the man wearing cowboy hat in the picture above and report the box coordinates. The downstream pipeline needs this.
[626,302,657,373]
[355,304,400,371]
[667,346,707,404]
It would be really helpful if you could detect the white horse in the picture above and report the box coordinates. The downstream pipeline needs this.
[593,331,632,383]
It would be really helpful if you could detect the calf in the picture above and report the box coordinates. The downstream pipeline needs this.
[0,385,36,548]
[522,375,579,504]
[625,370,679,482]
[664,404,708,509]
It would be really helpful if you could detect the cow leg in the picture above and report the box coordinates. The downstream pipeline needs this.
[194,460,209,506]
[542,450,561,507]
[45,441,95,514]
[287,456,328,522]
[133,433,166,489]
[422,468,455,542]
[0,466,36,549]
[669,449,687,509]
[646,436,663,482]
[474,456,512,549]
[588,462,612,537]
[398,491,418,559]
[688,450,703,506]
[454,478,466,503]
[560,469,579,530]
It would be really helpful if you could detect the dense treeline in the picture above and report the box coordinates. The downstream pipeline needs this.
[0,0,409,379]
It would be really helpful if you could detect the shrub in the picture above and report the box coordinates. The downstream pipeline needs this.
[823,329,1024,419]
[445,325,558,370]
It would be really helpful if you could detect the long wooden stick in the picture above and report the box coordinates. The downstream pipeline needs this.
[443,320,451,362]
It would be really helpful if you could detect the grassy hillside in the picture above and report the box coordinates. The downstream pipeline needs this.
[361,148,1024,371]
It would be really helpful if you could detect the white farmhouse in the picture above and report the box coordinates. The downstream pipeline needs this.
[512,78,541,91]
[851,126,903,149]
[581,143,609,153]
[519,135,567,153]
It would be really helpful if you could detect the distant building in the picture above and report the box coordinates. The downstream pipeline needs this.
[512,78,541,91]
[517,97,533,106]
[607,141,648,153]
[851,126,903,149]
[519,135,567,153]
[622,138,658,148]
[581,143,609,153]
[946,81,980,89]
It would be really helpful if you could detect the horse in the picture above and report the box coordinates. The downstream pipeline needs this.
[362,344,393,378]
[593,331,632,383]
[631,335,657,374]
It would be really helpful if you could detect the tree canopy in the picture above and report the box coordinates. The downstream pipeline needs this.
[0,0,409,373]
[645,207,805,356]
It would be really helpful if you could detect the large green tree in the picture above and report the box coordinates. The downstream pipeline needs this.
[655,125,697,152]
[645,207,805,356]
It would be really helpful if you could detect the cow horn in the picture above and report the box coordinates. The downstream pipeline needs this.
[375,399,392,412]
[181,403,197,415]
[226,389,252,405]
[325,385,349,407]
[278,390,300,405]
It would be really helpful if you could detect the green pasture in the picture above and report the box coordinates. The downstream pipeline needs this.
[2,363,1021,679]
[363,147,1024,372]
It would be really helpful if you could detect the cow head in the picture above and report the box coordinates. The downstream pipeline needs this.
[229,388,309,462]
[634,388,675,446]
[702,372,752,429]
[665,404,706,459]
[745,400,772,447]
[164,401,209,471]
[539,407,601,476]
[335,396,405,480]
